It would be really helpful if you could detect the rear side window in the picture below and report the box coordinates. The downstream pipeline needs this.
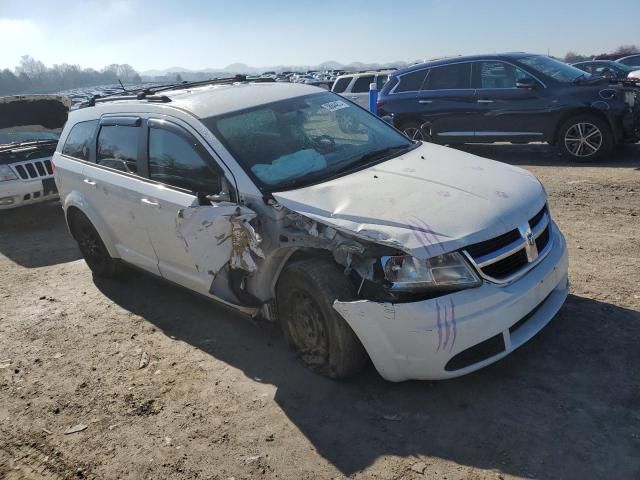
[148,127,220,194]
[96,125,139,173]
[352,75,375,93]
[424,63,472,90]
[395,69,428,93]
[62,120,98,161]
[332,77,351,93]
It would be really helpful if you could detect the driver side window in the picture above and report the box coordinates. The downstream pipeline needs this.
[148,125,221,194]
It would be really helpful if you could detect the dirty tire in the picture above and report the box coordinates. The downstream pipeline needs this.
[70,211,122,278]
[556,114,614,162]
[277,258,368,378]
[397,119,430,142]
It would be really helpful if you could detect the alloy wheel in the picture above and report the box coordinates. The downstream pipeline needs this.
[403,126,426,141]
[564,122,603,158]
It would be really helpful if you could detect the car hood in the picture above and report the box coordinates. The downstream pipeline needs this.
[0,95,70,136]
[273,142,546,259]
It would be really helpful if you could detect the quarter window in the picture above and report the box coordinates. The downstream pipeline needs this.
[332,77,351,93]
[395,69,428,93]
[424,63,472,90]
[376,75,389,90]
[148,126,220,194]
[96,125,139,173]
[352,76,375,93]
[62,120,98,161]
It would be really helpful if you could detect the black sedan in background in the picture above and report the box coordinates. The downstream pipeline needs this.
[572,60,640,85]
[377,53,640,161]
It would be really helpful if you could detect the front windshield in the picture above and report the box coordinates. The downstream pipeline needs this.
[520,55,589,83]
[0,130,60,146]
[204,92,413,191]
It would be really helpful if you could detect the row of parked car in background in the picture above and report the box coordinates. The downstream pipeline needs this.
[1,51,639,212]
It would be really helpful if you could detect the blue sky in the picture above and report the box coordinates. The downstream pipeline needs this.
[0,0,638,71]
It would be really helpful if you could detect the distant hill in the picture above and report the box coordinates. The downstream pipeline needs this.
[140,59,415,81]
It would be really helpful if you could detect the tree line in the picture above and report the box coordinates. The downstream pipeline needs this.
[0,55,142,96]
[564,45,639,64]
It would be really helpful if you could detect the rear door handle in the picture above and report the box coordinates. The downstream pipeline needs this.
[83,178,97,187]
[418,100,433,104]
[140,198,159,207]
[477,99,495,103]
[350,96,359,100]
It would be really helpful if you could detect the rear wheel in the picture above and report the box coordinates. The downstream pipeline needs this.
[556,114,614,162]
[277,258,368,378]
[69,211,122,278]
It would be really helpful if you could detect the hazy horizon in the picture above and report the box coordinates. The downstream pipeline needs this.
[1,0,639,72]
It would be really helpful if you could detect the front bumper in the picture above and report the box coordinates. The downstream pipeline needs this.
[0,177,59,210]
[334,222,569,381]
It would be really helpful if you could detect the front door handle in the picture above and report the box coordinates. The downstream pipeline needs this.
[83,178,97,187]
[140,198,160,207]
[477,99,495,103]
[350,96,359,100]
[418,100,433,104]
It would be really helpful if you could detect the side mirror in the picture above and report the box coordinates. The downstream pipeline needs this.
[207,192,231,203]
[516,77,538,89]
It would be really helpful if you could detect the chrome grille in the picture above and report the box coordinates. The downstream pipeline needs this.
[463,204,553,284]
[11,158,53,180]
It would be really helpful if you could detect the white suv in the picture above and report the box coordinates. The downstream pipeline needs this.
[54,79,568,381]
[331,70,393,108]
[0,95,69,209]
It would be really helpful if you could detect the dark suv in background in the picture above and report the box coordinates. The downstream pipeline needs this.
[377,53,640,161]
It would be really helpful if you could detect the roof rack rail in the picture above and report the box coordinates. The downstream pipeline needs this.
[79,75,275,109]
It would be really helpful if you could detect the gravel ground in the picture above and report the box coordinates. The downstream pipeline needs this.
[1,143,639,480]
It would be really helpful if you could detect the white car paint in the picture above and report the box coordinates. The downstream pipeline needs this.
[273,142,544,259]
[54,83,568,381]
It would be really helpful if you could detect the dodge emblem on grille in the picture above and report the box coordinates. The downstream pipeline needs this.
[526,231,535,247]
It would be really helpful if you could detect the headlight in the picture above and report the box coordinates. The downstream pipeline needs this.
[381,252,481,292]
[0,165,18,182]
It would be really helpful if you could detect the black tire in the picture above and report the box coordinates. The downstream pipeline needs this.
[397,119,430,142]
[277,258,368,378]
[69,211,122,278]
[556,114,614,162]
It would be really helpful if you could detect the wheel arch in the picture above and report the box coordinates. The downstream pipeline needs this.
[551,107,616,145]
[63,192,120,259]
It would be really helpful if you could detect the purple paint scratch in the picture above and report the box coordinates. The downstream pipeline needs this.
[411,217,447,254]
[435,300,443,351]
[434,298,457,353]
[449,297,456,353]
[442,299,450,349]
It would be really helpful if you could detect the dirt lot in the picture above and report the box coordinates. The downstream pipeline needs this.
[1,143,639,480]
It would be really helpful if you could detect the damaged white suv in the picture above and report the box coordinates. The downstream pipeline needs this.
[53,79,569,381]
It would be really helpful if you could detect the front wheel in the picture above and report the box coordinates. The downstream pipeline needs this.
[556,114,614,162]
[277,258,368,378]
[70,211,122,278]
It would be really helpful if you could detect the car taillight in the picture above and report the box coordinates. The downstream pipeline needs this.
[377,100,385,108]
[51,158,55,174]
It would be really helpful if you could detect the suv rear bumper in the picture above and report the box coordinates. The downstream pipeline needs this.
[333,223,568,382]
